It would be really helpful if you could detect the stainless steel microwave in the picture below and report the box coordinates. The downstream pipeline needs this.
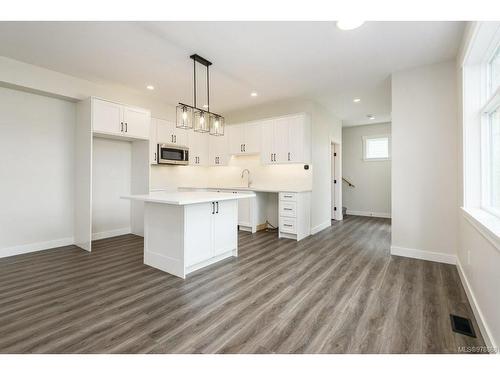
[157,144,189,165]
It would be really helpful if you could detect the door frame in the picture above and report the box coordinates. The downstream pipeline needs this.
[331,142,343,221]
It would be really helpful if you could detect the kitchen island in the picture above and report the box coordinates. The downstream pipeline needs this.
[122,191,255,278]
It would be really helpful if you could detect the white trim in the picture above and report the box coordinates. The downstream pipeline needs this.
[456,258,495,348]
[310,221,331,235]
[92,227,131,241]
[461,207,500,253]
[390,245,456,265]
[346,210,391,219]
[0,237,74,258]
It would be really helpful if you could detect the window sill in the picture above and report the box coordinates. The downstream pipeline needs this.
[461,207,500,253]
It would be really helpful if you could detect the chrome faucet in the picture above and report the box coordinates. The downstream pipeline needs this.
[241,169,252,188]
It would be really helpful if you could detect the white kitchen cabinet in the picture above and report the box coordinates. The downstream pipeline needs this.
[261,113,311,165]
[227,122,261,155]
[278,191,311,241]
[150,119,158,164]
[189,131,209,166]
[212,200,238,255]
[155,118,188,146]
[92,98,150,140]
[209,134,228,166]
[184,200,238,268]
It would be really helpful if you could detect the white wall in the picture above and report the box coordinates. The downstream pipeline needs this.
[92,138,132,240]
[224,98,342,234]
[0,86,76,256]
[391,60,458,264]
[342,123,391,217]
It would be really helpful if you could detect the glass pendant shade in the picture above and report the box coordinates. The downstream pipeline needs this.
[194,110,210,133]
[176,105,193,129]
[209,114,224,136]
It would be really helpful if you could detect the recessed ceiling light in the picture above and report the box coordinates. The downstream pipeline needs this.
[203,104,209,108]
[146,85,155,90]
[250,92,258,97]
[367,114,376,120]
[336,21,365,31]
[353,98,361,103]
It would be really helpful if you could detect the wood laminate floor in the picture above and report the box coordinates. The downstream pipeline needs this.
[0,216,484,353]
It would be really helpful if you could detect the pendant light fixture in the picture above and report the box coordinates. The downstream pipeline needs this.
[176,54,224,136]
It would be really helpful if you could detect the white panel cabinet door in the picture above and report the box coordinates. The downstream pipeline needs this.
[286,115,303,163]
[189,131,209,166]
[123,107,150,139]
[156,118,175,144]
[209,134,228,166]
[227,124,245,155]
[243,122,261,154]
[92,98,122,135]
[260,120,275,164]
[213,200,238,256]
[185,202,214,266]
[273,117,290,163]
[172,127,188,146]
[150,118,158,164]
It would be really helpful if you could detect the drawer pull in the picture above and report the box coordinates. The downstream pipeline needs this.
[284,208,293,211]
[283,224,293,227]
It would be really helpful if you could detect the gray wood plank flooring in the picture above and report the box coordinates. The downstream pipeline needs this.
[0,215,485,353]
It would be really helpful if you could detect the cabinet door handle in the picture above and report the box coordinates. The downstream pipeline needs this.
[284,224,293,227]
[212,202,215,214]
[125,123,128,132]
[154,152,157,161]
[288,152,290,161]
[243,144,246,152]
[284,208,292,211]
[121,122,124,132]
[171,135,173,143]
[174,135,177,143]
[216,201,219,214]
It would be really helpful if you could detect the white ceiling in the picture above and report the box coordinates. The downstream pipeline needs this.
[0,21,464,125]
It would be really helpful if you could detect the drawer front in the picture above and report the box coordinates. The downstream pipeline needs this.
[279,192,297,201]
[280,201,297,218]
[280,218,296,234]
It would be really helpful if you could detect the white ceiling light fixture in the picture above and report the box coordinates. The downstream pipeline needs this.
[176,54,225,136]
[146,85,155,90]
[250,92,258,97]
[353,98,361,103]
[336,21,365,31]
[367,114,376,120]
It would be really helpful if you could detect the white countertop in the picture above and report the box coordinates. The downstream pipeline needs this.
[122,191,256,205]
[179,186,312,193]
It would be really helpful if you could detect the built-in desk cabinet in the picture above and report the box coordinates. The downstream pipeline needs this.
[92,98,150,140]
[278,191,311,241]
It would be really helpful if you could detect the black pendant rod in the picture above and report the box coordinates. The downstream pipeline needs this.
[193,57,197,108]
[207,64,210,113]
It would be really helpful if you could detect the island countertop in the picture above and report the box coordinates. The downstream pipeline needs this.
[122,190,255,206]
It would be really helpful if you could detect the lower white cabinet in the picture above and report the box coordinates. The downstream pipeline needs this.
[278,192,311,241]
[185,200,238,268]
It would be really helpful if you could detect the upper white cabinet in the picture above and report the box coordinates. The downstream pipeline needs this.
[261,113,311,165]
[189,131,209,166]
[155,118,188,146]
[209,134,228,166]
[227,122,261,155]
[92,98,150,140]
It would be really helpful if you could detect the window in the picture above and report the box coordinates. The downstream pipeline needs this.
[363,135,391,161]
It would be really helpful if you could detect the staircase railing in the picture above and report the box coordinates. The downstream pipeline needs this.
[342,177,355,187]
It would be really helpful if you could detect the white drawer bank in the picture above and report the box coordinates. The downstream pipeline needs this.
[122,191,255,278]
[278,192,311,241]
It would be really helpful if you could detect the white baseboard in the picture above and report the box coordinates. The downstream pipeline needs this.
[0,237,74,258]
[390,245,457,265]
[311,221,331,235]
[92,227,131,241]
[456,258,495,348]
[346,210,391,218]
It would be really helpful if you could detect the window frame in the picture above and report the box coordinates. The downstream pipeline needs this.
[362,134,391,162]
